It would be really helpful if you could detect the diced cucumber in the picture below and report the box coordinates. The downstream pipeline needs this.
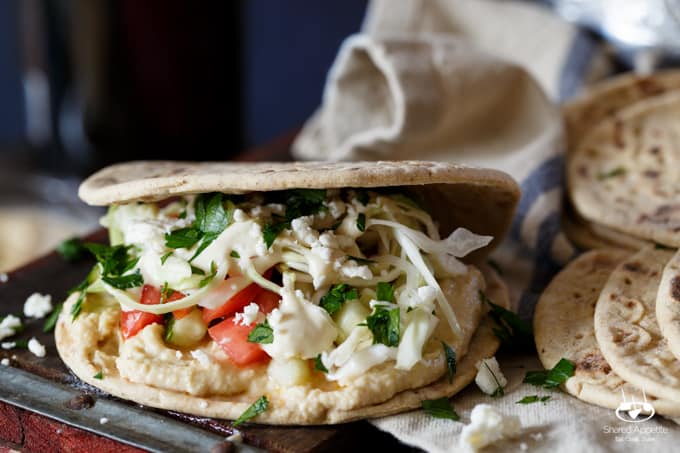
[166,308,207,348]
[334,299,370,342]
[267,357,311,386]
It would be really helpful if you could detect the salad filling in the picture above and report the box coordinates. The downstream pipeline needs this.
[71,188,493,385]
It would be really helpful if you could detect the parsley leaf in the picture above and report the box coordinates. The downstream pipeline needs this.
[366,306,400,346]
[319,284,358,316]
[164,317,175,342]
[441,342,456,383]
[69,278,91,321]
[198,262,218,288]
[356,189,370,206]
[102,269,143,289]
[516,395,551,404]
[57,237,88,262]
[248,320,274,344]
[190,265,205,276]
[314,354,328,373]
[421,398,459,421]
[376,282,394,303]
[597,166,626,181]
[165,227,202,249]
[261,189,327,248]
[230,250,240,258]
[93,371,104,380]
[263,221,288,249]
[42,302,63,333]
[356,213,366,232]
[482,361,505,397]
[481,291,533,351]
[524,358,575,389]
[160,251,173,265]
[233,396,269,427]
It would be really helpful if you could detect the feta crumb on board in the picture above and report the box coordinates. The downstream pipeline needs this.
[0,315,22,341]
[475,357,507,395]
[0,273,8,283]
[99,417,109,425]
[23,292,53,318]
[1,342,15,350]
[1,358,9,366]
[460,404,521,451]
[27,337,46,358]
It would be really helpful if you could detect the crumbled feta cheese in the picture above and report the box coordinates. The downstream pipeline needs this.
[232,209,247,222]
[318,232,339,248]
[23,292,53,318]
[520,442,528,451]
[226,430,243,443]
[99,417,109,425]
[0,315,22,341]
[175,350,183,360]
[0,273,8,283]
[0,358,9,366]
[339,260,372,280]
[1,342,15,350]
[459,404,521,451]
[291,216,319,246]
[27,337,46,358]
[191,349,211,366]
[416,286,437,312]
[234,303,260,326]
[475,357,507,395]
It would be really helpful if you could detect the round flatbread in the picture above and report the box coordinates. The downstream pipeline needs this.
[535,249,680,416]
[561,201,651,252]
[594,247,680,402]
[656,249,680,362]
[78,161,519,257]
[56,265,508,425]
[563,70,680,154]
[568,92,680,247]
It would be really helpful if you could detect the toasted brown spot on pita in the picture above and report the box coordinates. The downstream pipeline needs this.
[624,277,632,285]
[636,78,665,95]
[649,146,660,155]
[643,170,660,178]
[623,262,643,273]
[671,276,680,302]
[573,292,582,299]
[576,353,612,374]
[613,120,625,148]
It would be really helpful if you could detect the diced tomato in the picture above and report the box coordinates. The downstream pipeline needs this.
[202,282,264,324]
[201,268,275,324]
[208,317,269,366]
[120,285,164,339]
[253,290,280,314]
[166,290,191,319]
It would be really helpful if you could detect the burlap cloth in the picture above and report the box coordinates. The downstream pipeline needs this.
[292,0,679,451]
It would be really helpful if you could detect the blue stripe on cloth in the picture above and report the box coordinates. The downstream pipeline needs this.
[518,211,565,319]
[558,29,598,101]
[509,154,564,244]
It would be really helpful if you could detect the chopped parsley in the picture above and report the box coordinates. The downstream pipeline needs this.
[198,262,218,288]
[85,243,143,290]
[233,396,269,427]
[164,317,175,342]
[164,193,232,261]
[516,395,551,405]
[597,166,626,181]
[365,306,400,347]
[93,371,104,380]
[314,354,328,373]
[160,251,173,265]
[42,302,63,333]
[357,213,366,232]
[69,278,91,321]
[482,361,505,398]
[230,250,240,258]
[262,189,327,248]
[57,237,88,262]
[319,284,358,316]
[480,291,533,351]
[356,189,370,206]
[248,320,274,344]
[376,282,394,303]
[190,265,205,276]
[442,342,456,383]
[421,398,459,421]
[524,358,575,389]
[102,270,143,289]
[160,282,175,304]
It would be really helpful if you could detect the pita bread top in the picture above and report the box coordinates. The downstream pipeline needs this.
[79,160,520,253]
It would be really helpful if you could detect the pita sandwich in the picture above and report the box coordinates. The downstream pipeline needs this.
[656,249,680,362]
[56,161,519,424]
[535,249,680,417]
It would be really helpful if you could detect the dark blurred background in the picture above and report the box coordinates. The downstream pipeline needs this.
[0,0,367,176]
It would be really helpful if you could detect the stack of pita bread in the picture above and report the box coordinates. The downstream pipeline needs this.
[534,71,680,419]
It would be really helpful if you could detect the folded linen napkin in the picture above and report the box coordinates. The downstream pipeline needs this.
[292,0,680,451]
